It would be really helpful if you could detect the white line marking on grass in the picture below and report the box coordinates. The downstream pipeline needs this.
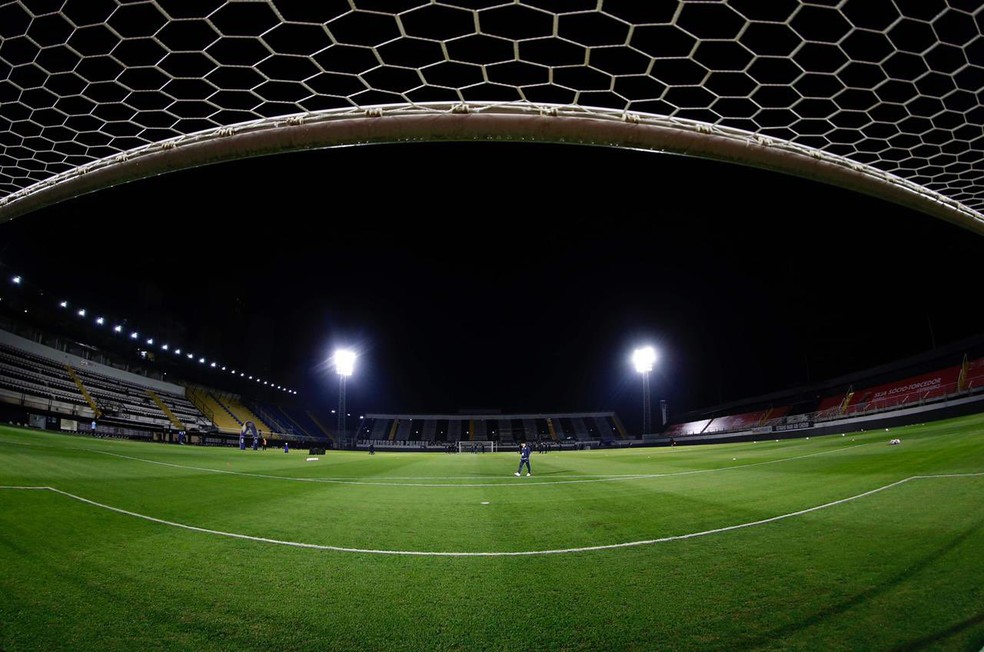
[92,444,867,488]
[3,472,981,557]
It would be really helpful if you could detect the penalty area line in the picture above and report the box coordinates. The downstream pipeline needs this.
[2,472,981,557]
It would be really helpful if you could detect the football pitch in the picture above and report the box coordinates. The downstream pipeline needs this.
[2,414,982,651]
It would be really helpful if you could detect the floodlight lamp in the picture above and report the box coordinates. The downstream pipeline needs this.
[96,317,104,325]
[113,325,122,332]
[162,344,169,350]
[59,301,68,308]
[130,332,138,339]
[147,338,153,345]
[632,346,657,373]
[12,276,21,284]
[335,349,356,376]
[77,309,86,317]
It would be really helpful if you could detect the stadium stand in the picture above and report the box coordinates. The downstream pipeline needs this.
[0,327,209,437]
[3,308,981,452]
[356,412,627,451]
[659,342,984,445]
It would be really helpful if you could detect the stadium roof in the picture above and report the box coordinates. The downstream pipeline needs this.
[1,1,982,234]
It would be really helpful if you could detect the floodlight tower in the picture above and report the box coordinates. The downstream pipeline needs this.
[334,349,356,440]
[632,346,657,435]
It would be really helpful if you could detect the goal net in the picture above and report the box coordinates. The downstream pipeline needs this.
[458,440,497,453]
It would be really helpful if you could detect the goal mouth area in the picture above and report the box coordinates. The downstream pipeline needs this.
[457,440,498,453]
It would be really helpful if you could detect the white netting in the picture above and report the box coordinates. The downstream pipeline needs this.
[0,1,982,231]
[458,440,496,453]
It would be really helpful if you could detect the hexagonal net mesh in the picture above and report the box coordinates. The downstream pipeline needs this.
[0,1,982,232]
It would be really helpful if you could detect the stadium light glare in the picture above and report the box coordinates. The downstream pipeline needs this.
[210,362,216,368]
[335,349,356,377]
[174,348,181,355]
[632,346,658,435]
[59,300,67,308]
[95,317,104,325]
[130,332,138,339]
[333,349,356,440]
[162,344,168,350]
[187,353,193,359]
[77,309,85,317]
[632,346,657,373]
[147,338,153,345]
[113,325,122,332]
[12,276,21,284]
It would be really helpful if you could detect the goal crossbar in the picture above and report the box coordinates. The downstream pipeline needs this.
[457,440,497,453]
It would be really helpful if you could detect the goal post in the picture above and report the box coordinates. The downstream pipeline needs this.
[457,440,497,453]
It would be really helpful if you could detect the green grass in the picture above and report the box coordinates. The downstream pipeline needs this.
[1,414,983,651]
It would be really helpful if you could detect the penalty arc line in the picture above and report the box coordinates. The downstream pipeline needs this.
[1,472,981,557]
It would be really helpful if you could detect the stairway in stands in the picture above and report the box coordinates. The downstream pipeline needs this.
[65,365,101,419]
[147,390,185,431]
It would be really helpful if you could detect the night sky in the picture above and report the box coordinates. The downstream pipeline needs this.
[0,141,981,434]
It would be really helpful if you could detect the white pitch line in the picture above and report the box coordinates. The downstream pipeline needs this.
[92,444,867,488]
[2,473,980,557]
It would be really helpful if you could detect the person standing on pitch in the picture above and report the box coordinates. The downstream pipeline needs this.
[515,442,532,477]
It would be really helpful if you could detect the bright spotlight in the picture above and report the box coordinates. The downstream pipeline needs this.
[130,332,138,339]
[335,349,356,377]
[162,344,168,351]
[77,309,86,317]
[632,346,657,373]
[11,276,21,284]
[146,338,153,345]
[113,325,122,332]
[59,301,68,308]
[95,317,104,325]
[631,346,658,435]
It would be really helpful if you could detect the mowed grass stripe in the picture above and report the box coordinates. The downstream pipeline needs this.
[1,416,981,553]
[1,450,981,652]
[2,472,981,556]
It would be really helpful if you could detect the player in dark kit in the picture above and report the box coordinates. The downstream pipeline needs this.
[515,442,532,477]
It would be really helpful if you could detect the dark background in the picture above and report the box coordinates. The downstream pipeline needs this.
[1,141,981,433]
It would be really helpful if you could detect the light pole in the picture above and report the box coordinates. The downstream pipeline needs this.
[334,349,355,441]
[632,346,657,435]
